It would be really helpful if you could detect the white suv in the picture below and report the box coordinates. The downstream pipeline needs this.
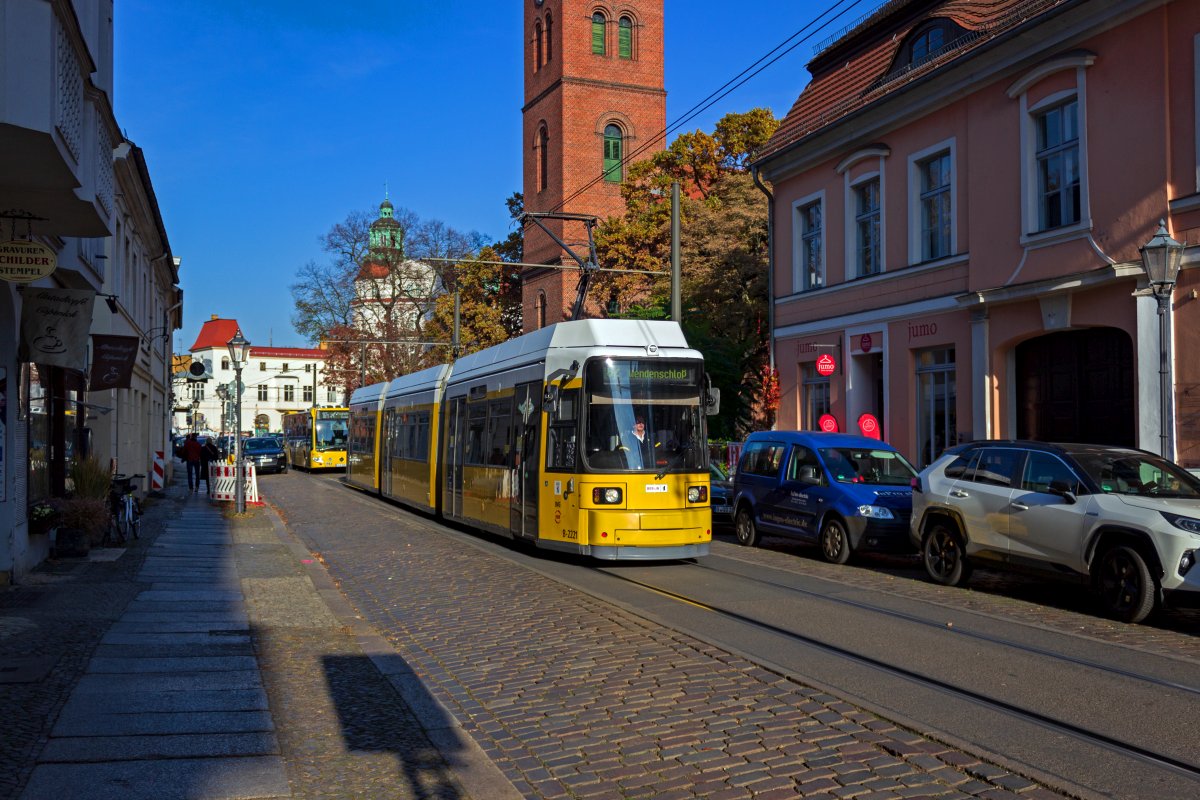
[910,441,1200,623]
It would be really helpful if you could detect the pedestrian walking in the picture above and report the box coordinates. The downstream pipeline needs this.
[181,432,203,492]
[200,437,219,495]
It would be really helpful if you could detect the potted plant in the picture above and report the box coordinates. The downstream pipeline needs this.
[51,496,110,556]
[29,501,59,536]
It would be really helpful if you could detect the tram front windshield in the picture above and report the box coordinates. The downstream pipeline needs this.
[583,358,706,473]
[315,411,349,451]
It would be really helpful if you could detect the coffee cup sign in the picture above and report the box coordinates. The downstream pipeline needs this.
[818,414,839,433]
[815,354,836,376]
[858,413,881,440]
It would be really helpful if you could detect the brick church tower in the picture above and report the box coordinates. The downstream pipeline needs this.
[521,0,666,332]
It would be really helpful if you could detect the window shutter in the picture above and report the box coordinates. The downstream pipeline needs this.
[619,18,631,59]
[592,14,605,54]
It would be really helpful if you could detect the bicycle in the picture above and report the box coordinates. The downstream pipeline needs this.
[105,473,144,545]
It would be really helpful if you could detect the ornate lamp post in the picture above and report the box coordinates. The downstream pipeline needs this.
[1139,220,1185,459]
[215,384,229,440]
[191,398,200,433]
[227,328,251,513]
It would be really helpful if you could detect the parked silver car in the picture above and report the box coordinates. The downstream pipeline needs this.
[910,441,1200,623]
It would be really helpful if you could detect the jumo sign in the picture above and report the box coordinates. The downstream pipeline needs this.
[0,240,57,283]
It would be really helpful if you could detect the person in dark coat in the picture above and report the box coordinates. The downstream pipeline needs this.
[200,437,219,496]
[181,433,203,492]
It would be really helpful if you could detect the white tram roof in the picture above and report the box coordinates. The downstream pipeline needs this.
[383,363,451,399]
[449,319,700,385]
[348,381,387,408]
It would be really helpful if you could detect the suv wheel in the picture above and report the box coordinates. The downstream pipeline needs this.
[819,517,851,564]
[922,523,972,586]
[1094,545,1157,624]
[735,507,760,547]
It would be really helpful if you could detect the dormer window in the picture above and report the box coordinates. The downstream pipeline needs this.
[911,27,944,63]
[907,20,959,67]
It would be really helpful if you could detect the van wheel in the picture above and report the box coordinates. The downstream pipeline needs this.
[922,523,972,586]
[819,517,851,564]
[1094,545,1156,624]
[734,507,760,547]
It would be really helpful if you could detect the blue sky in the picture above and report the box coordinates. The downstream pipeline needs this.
[115,1,870,350]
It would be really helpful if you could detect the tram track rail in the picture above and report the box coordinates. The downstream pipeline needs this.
[591,561,1200,781]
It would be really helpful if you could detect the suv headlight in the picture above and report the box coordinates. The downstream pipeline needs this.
[857,505,894,519]
[1161,512,1200,534]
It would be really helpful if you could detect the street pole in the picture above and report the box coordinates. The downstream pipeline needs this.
[234,364,245,514]
[671,181,681,322]
[1157,293,1171,459]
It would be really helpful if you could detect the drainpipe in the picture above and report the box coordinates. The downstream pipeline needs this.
[751,165,775,374]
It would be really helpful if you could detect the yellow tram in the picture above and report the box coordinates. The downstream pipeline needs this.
[347,319,717,559]
[281,407,350,470]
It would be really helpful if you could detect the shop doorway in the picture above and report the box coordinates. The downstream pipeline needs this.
[1015,327,1133,446]
[849,352,885,437]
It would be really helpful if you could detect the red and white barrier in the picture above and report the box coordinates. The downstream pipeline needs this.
[209,463,261,505]
[151,451,165,490]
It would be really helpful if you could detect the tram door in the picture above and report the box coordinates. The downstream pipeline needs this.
[510,382,540,540]
[445,396,465,518]
[380,409,394,497]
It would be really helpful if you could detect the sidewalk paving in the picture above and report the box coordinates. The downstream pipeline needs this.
[1,471,515,800]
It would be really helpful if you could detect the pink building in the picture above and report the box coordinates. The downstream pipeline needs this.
[754,0,1200,468]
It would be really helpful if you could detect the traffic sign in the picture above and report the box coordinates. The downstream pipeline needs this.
[815,353,836,376]
[818,414,839,433]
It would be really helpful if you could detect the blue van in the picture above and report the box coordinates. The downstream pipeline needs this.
[732,431,919,563]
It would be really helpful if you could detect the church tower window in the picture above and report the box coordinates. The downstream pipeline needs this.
[619,16,633,59]
[592,12,606,55]
[603,124,623,182]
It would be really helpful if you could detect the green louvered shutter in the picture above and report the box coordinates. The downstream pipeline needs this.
[603,125,622,182]
[619,17,631,59]
[592,14,605,54]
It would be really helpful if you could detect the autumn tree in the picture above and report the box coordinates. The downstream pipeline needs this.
[594,108,779,439]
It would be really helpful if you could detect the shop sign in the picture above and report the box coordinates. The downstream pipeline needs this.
[817,414,839,433]
[815,354,836,376]
[0,240,57,282]
[860,334,873,353]
[89,335,140,389]
[857,413,881,439]
[18,287,96,370]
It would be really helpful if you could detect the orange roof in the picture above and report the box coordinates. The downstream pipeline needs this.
[189,318,242,352]
[760,0,1066,161]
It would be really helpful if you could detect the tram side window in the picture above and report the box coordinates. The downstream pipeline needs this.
[416,411,431,460]
[466,402,488,465]
[546,388,578,471]
[487,398,513,466]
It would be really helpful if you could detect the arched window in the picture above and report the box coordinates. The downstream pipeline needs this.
[538,126,550,192]
[603,124,623,182]
[618,16,633,59]
[591,12,606,55]
[911,26,945,64]
[536,291,547,329]
[545,12,553,62]
[535,20,543,70]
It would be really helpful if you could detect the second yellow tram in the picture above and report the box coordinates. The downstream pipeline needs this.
[282,407,350,470]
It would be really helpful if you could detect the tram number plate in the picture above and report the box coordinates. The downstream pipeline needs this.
[645,484,668,493]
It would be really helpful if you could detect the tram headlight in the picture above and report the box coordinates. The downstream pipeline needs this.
[593,487,622,505]
[687,486,708,503]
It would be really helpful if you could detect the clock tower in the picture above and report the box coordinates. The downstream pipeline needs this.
[521,0,666,331]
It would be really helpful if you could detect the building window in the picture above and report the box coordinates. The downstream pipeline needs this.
[283,385,295,402]
[281,362,289,372]
[535,20,543,70]
[1036,100,1080,230]
[918,152,951,260]
[538,126,550,192]
[221,358,229,370]
[618,16,632,59]
[591,12,606,55]
[327,388,338,403]
[536,291,547,330]
[257,385,268,402]
[801,363,831,430]
[798,200,823,291]
[305,364,312,373]
[545,12,552,61]
[911,26,944,64]
[193,385,205,401]
[603,124,622,182]
[916,347,956,467]
[259,362,266,371]
[303,386,313,403]
[855,178,881,277]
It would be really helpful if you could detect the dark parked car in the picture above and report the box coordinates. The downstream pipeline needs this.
[710,462,734,528]
[733,431,919,563]
[243,436,287,475]
[911,440,1200,623]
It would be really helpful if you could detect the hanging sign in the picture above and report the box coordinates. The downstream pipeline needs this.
[857,413,882,440]
[89,334,141,389]
[815,353,837,376]
[0,240,57,283]
[859,334,873,353]
[817,414,839,433]
[18,287,96,370]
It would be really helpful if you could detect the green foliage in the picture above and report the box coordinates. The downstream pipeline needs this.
[69,456,112,501]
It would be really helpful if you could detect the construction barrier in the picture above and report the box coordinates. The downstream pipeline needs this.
[209,462,261,506]
[151,451,165,490]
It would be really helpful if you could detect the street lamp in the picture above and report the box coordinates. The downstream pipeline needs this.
[227,328,251,513]
[215,384,229,440]
[1139,219,1185,459]
[191,398,200,433]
